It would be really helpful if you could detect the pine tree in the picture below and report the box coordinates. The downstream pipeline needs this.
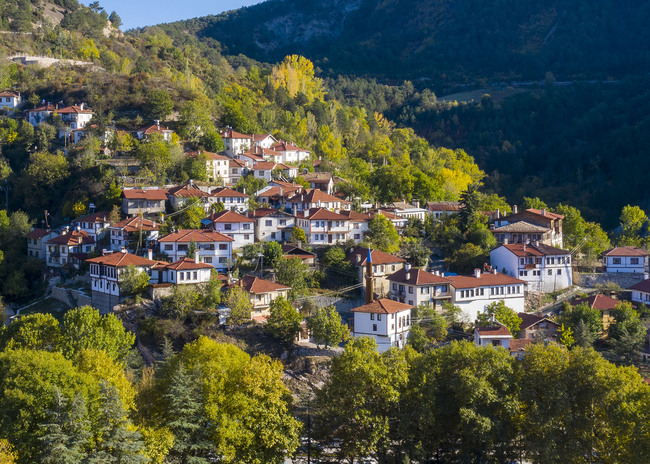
[164,364,212,463]
[39,389,89,464]
[87,382,147,464]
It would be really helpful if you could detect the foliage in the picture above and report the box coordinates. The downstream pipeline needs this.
[617,205,648,246]
[146,89,174,121]
[307,305,349,348]
[266,296,302,345]
[558,323,574,348]
[476,301,523,338]
[180,198,205,229]
[262,240,283,269]
[0,313,62,352]
[119,265,150,296]
[275,256,311,297]
[557,301,603,347]
[224,286,252,325]
[609,301,646,365]
[0,439,17,463]
[159,285,203,320]
[365,214,400,254]
[288,226,307,244]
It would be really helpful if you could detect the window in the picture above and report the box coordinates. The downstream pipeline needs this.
[372,324,377,332]
[421,287,429,294]
[393,283,397,290]
[557,269,562,275]
[271,233,276,239]
[370,313,375,320]
[243,224,251,230]
[492,340,500,347]
[631,257,640,265]
[279,220,286,225]
[219,244,227,250]
[408,286,413,294]
[193,272,197,280]
[244,234,250,240]
[613,258,622,265]
[224,224,232,230]
[377,314,382,321]
[204,257,212,263]
[548,269,552,275]
[265,220,273,226]
[408,300,413,305]
[519,271,527,277]
[218,257,227,263]
[180,272,184,281]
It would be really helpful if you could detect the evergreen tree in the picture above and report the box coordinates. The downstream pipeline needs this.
[164,364,212,463]
[266,296,302,345]
[39,389,89,464]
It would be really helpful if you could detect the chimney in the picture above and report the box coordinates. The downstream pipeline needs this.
[537,311,543,317]
[490,313,496,327]
[535,240,539,247]
[102,248,108,255]
[405,263,411,272]
[513,205,518,214]
[155,119,160,129]
[147,248,153,260]
[541,208,546,216]
[523,244,527,252]
[493,268,498,275]
[279,188,283,196]
[496,209,500,219]
[474,268,481,279]
[194,250,200,264]
[356,254,362,264]
[120,246,127,254]
[80,103,84,110]
[504,237,509,244]
[434,270,440,276]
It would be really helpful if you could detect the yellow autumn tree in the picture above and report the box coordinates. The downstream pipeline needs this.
[271,55,324,101]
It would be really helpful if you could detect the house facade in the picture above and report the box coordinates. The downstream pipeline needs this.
[46,229,95,268]
[209,187,249,212]
[387,266,452,309]
[167,184,211,211]
[121,189,167,216]
[72,211,111,242]
[108,216,159,251]
[221,128,251,155]
[288,189,351,214]
[493,207,564,247]
[0,91,21,108]
[55,105,93,137]
[474,325,513,348]
[136,122,173,142]
[26,228,59,259]
[202,210,255,250]
[158,229,233,270]
[517,312,560,340]
[185,150,229,184]
[294,208,350,245]
[228,159,247,184]
[348,247,406,298]
[631,279,650,306]
[602,247,649,273]
[230,275,291,321]
[271,141,311,165]
[249,208,294,242]
[27,103,57,126]
[351,299,412,352]
[490,243,572,293]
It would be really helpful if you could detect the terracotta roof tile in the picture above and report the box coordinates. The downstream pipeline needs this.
[302,207,350,221]
[56,105,93,114]
[603,246,649,257]
[220,129,252,139]
[351,298,412,314]
[288,189,349,204]
[347,246,406,266]
[446,272,525,289]
[205,210,255,223]
[158,229,234,243]
[74,211,111,224]
[387,268,450,285]
[122,189,168,201]
[110,216,159,233]
[47,230,95,246]
[86,251,160,267]
[631,278,650,293]
[185,150,229,161]
[501,243,570,257]
[165,257,213,270]
[476,325,512,336]
[167,185,210,198]
[235,275,290,294]
[571,294,626,311]
[26,228,53,239]
[210,187,249,198]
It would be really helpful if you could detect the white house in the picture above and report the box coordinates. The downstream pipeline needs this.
[387,265,452,309]
[209,187,249,212]
[348,246,406,299]
[252,133,277,149]
[167,184,211,211]
[158,229,233,270]
[351,298,413,352]
[73,211,111,242]
[251,161,298,182]
[493,207,564,247]
[248,208,294,242]
[288,189,351,214]
[0,91,21,108]
[294,208,350,245]
[384,202,430,222]
[26,228,59,259]
[221,128,251,155]
[427,201,461,220]
[202,210,255,250]
[474,324,513,349]
[340,211,373,242]
[185,150,230,184]
[301,172,334,194]
[136,122,173,142]
[228,159,247,185]
[46,229,96,269]
[630,279,650,305]
[26,103,57,126]
[228,275,291,321]
[163,255,213,286]
[602,247,649,274]
[108,216,159,252]
[271,141,311,165]
[490,243,572,293]
[121,189,167,216]
[255,185,303,210]
[446,270,526,322]
[55,104,93,138]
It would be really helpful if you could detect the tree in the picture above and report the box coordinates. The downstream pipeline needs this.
[181,199,205,229]
[225,286,252,324]
[557,301,603,346]
[307,305,349,348]
[366,214,400,253]
[407,324,429,352]
[178,99,215,142]
[146,90,173,121]
[0,313,62,351]
[108,11,122,28]
[0,439,17,463]
[458,183,482,233]
[61,306,135,362]
[275,256,311,297]
[119,266,150,296]
[200,130,224,153]
[400,240,431,267]
[609,301,645,364]
[159,285,202,320]
[289,226,307,244]
[522,197,548,210]
[558,323,575,348]
[39,390,90,464]
[476,301,523,338]
[263,240,283,269]
[618,205,648,246]
[266,296,302,345]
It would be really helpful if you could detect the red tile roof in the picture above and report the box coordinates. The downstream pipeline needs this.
[110,216,159,233]
[210,187,249,198]
[302,207,350,221]
[205,210,255,223]
[253,133,276,142]
[253,161,295,171]
[0,91,19,98]
[509,339,534,352]
[446,272,525,289]
[248,208,288,218]
[158,229,233,243]
[257,186,301,199]
[47,230,95,246]
[351,298,412,314]
[476,326,512,336]
[122,189,168,201]
[74,211,111,224]
[165,257,213,270]
[571,294,625,311]
[167,185,210,198]
[518,312,559,330]
[526,208,564,220]
[139,124,172,135]
[288,189,349,204]
[185,150,229,161]
[220,129,251,139]
[388,267,450,285]
[26,228,53,239]
[86,251,160,267]
[631,278,650,293]
[236,275,290,294]
[272,141,308,152]
[603,246,649,257]
[427,201,462,211]
[501,243,570,257]
[28,104,57,112]
[229,159,247,168]
[348,246,406,266]
[55,105,93,114]
[339,211,373,222]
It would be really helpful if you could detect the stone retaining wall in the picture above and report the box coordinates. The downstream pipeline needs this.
[574,272,647,289]
[51,286,92,309]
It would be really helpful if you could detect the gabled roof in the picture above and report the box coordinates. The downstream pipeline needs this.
[167,184,210,198]
[272,141,309,152]
[492,221,550,233]
[229,159,247,168]
[518,312,560,330]
[571,294,623,311]
[158,229,234,243]
[427,201,462,212]
[603,246,649,257]
[205,210,255,223]
[388,267,450,285]
[631,278,650,293]
[282,244,316,258]
[122,189,168,201]
[475,326,512,337]
[235,275,290,294]
[138,124,172,135]
[47,230,95,246]
[500,243,570,257]
[351,298,412,314]
[302,207,349,221]
[348,246,406,266]
[249,208,291,218]
[27,104,57,112]
[253,133,276,142]
[0,91,19,98]
[253,161,295,171]
[185,150,229,161]
[220,129,252,139]
[339,211,373,222]
[526,208,564,220]
[210,187,249,198]
[109,216,159,233]
[26,228,53,239]
[288,189,348,204]
[74,211,111,224]
[165,257,213,271]
[86,251,160,268]
[256,186,301,199]
[446,272,525,289]
[55,105,93,114]
[302,172,333,183]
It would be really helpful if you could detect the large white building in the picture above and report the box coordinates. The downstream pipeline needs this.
[0,91,21,109]
[248,208,294,242]
[490,243,572,293]
[294,208,350,245]
[158,229,233,270]
[602,247,649,274]
[446,270,526,322]
[387,266,452,309]
[202,210,255,250]
[351,298,413,352]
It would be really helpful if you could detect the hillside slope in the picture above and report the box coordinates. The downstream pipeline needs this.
[165,0,650,82]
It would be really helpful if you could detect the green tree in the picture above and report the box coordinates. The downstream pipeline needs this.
[159,285,202,320]
[366,214,400,254]
[558,323,575,348]
[399,240,431,267]
[458,183,482,233]
[263,240,283,269]
[119,266,150,296]
[224,286,252,325]
[180,199,205,229]
[557,301,603,346]
[200,130,224,153]
[307,305,349,348]
[178,100,215,143]
[407,324,429,352]
[0,313,62,351]
[39,390,90,464]
[609,301,646,365]
[146,90,174,121]
[266,296,302,345]
[61,306,135,362]
[522,197,548,210]
[108,11,122,27]
[275,256,311,297]
[476,301,523,338]
[618,205,648,246]
[289,226,307,244]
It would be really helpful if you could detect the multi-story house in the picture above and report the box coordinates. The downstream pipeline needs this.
[630,278,650,306]
[229,275,291,321]
[517,312,560,340]
[72,211,111,242]
[301,172,334,194]
[270,141,311,164]
[351,298,413,352]
[46,228,95,268]
[248,208,294,242]
[228,159,247,184]
[201,210,255,250]
[26,228,59,259]
[340,211,373,242]
[288,189,351,214]
[384,201,430,222]
[492,207,564,247]
[602,246,649,273]
[26,103,57,126]
[294,208,349,245]
[490,243,572,293]
[427,201,461,220]
[221,128,251,155]
[185,150,230,184]
[163,255,214,287]
[255,185,303,210]
[446,270,526,322]
[158,229,234,270]
[136,122,173,142]
[387,265,452,309]
[167,184,211,211]
[209,187,249,212]
[348,247,406,298]
[55,104,93,138]
[252,133,277,149]
[108,216,159,251]
[236,149,266,167]
[250,161,298,182]
[0,90,21,108]
[474,324,513,348]
[121,189,167,216]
